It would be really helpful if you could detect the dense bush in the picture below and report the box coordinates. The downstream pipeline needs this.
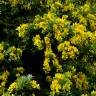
[1,0,96,96]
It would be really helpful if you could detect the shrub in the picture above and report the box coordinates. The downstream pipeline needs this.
[1,0,96,95]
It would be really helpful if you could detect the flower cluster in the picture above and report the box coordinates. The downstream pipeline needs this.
[53,16,70,42]
[50,72,72,96]
[16,67,25,77]
[58,41,79,60]
[0,43,4,61]
[91,90,96,96]
[9,0,32,10]
[8,82,16,94]
[32,34,44,50]
[30,80,40,89]
[7,46,22,61]
[33,12,55,34]
[0,70,10,94]
[43,36,62,74]
[72,72,88,90]
[16,23,31,38]
[9,0,20,7]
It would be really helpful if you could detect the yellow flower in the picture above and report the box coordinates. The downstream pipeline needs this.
[79,16,87,25]
[0,53,4,60]
[58,41,70,52]
[43,58,51,74]
[2,70,9,81]
[12,94,15,96]
[47,12,53,19]
[50,79,61,93]
[8,82,16,94]
[44,36,50,45]
[39,22,45,28]
[93,61,96,66]
[30,80,40,89]
[54,2,62,7]
[16,73,20,77]
[68,3,74,11]
[52,58,62,72]
[8,46,16,52]
[1,82,6,87]
[32,34,44,50]
[17,67,24,74]
[80,4,90,13]
[54,31,63,42]
[9,0,20,7]
[81,94,88,96]
[32,93,35,96]
[46,76,52,82]
[8,47,22,60]
[73,23,86,33]
[24,3,32,10]
[16,23,30,38]
[0,43,4,51]
[9,52,16,60]
[17,48,22,56]
[89,20,96,31]
[91,90,96,96]
[62,51,68,60]
[55,73,63,80]
[87,13,96,20]
[64,41,70,47]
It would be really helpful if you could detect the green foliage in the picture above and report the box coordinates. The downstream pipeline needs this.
[3,75,40,96]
